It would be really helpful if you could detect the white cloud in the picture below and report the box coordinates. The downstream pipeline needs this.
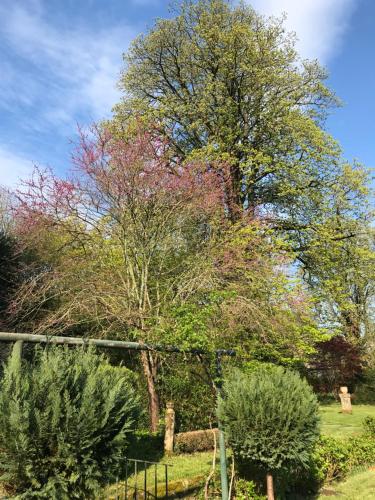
[249,0,358,63]
[0,145,35,189]
[0,2,136,130]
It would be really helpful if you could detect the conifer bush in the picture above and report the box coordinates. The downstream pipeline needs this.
[217,366,320,499]
[0,344,140,499]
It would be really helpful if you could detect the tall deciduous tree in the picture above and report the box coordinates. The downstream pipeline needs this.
[12,125,223,431]
[116,0,347,219]
[115,0,373,342]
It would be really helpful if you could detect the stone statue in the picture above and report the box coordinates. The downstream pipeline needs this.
[339,386,352,414]
[164,402,175,454]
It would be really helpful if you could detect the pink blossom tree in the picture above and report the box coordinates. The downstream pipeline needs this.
[13,124,225,430]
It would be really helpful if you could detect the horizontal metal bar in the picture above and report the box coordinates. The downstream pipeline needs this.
[0,332,147,350]
[126,457,172,467]
[0,332,235,357]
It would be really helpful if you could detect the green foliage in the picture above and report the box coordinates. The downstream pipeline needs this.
[160,297,223,351]
[298,225,375,340]
[348,435,375,468]
[355,368,375,404]
[311,436,351,484]
[306,434,375,489]
[0,345,140,499]
[234,479,266,500]
[158,361,216,432]
[127,430,164,462]
[241,360,283,374]
[218,366,320,473]
[174,429,217,454]
[209,222,331,365]
[363,416,375,438]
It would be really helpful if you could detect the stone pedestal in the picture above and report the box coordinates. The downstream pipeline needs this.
[339,386,352,414]
[164,402,175,454]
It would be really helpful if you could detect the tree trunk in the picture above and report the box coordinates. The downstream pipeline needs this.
[266,472,274,500]
[341,310,361,339]
[223,163,243,223]
[140,350,160,432]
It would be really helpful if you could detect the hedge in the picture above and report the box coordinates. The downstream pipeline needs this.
[174,428,219,454]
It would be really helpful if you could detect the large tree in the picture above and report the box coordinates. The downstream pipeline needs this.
[116,0,351,218]
[11,124,326,430]
[114,0,373,341]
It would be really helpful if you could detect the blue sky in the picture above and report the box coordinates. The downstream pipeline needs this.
[0,0,374,187]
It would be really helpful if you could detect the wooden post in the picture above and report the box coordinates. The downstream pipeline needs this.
[164,402,175,455]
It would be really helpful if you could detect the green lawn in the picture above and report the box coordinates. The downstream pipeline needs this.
[105,404,375,498]
[319,468,375,499]
[105,451,217,498]
[320,404,375,438]
[150,451,214,482]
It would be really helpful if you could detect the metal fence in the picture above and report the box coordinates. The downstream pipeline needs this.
[112,458,172,499]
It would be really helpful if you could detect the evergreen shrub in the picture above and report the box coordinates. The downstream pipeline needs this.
[0,344,140,499]
[217,366,320,498]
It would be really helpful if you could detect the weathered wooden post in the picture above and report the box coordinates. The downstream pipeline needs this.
[164,402,175,455]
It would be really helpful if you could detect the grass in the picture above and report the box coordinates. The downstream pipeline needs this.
[319,468,375,499]
[320,404,375,438]
[105,451,218,498]
[105,404,375,498]
[152,451,214,482]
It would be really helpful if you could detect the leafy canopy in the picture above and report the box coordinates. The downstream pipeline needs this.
[116,0,356,220]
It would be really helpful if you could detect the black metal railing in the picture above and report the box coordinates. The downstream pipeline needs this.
[113,457,172,499]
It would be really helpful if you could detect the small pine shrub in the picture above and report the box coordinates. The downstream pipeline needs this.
[0,344,140,499]
[218,366,320,498]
